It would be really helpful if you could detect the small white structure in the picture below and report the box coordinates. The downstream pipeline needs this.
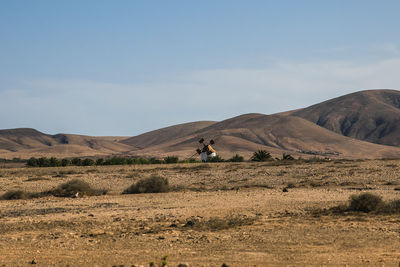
[197,141,216,162]
[201,152,208,162]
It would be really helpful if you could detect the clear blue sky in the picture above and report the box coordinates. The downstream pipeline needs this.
[1,0,400,135]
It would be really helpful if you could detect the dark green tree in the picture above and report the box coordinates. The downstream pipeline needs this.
[82,158,95,166]
[27,157,38,167]
[251,150,271,162]
[61,159,70,167]
[95,158,104,165]
[49,157,60,167]
[164,156,179,164]
[71,158,82,166]
[37,157,50,167]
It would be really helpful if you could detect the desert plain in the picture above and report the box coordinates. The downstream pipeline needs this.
[0,159,400,266]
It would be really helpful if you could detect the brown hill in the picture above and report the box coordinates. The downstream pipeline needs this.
[1,89,400,160]
[121,121,217,149]
[0,128,56,151]
[0,128,132,159]
[126,113,400,159]
[292,89,400,146]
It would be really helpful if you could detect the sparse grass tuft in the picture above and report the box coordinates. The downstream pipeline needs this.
[25,177,50,182]
[123,175,169,194]
[207,155,225,162]
[228,154,244,162]
[282,153,295,160]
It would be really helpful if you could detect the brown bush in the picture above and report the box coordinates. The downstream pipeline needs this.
[123,175,169,194]
[1,190,33,200]
[45,179,107,197]
[348,193,383,213]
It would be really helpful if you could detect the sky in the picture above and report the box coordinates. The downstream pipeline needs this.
[1,0,400,136]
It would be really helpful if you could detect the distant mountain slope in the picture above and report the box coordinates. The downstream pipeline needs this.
[0,128,55,152]
[292,89,400,146]
[127,113,400,159]
[0,128,132,158]
[1,89,400,159]
[121,121,217,149]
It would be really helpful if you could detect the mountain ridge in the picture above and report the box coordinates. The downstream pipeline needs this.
[1,89,400,159]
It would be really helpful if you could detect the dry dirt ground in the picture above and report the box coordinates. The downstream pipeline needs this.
[0,160,400,266]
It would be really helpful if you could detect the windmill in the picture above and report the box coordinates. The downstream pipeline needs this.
[195,138,217,162]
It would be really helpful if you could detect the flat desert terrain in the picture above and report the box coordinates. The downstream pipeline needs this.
[1,159,400,266]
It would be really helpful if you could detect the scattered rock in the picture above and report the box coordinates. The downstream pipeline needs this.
[30,260,37,265]
[184,220,194,227]
[282,187,288,192]
[177,263,189,267]
[169,223,178,228]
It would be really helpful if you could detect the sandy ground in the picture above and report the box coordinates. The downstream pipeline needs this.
[0,160,400,266]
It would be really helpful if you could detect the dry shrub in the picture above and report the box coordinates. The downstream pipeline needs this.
[1,180,106,200]
[123,175,169,194]
[184,215,255,231]
[348,193,383,212]
[1,190,33,200]
[313,193,400,216]
[46,179,107,197]
[376,200,400,214]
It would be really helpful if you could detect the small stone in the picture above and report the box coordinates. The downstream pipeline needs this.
[178,263,188,267]
[184,220,194,227]
[30,260,37,264]
[282,187,288,192]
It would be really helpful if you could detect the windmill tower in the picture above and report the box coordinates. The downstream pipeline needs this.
[196,138,217,162]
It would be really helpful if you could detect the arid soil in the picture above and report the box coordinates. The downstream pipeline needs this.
[1,160,400,266]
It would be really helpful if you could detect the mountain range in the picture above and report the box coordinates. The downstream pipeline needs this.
[1,89,400,160]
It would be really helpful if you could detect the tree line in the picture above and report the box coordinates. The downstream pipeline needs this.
[25,150,299,167]
[25,156,194,167]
